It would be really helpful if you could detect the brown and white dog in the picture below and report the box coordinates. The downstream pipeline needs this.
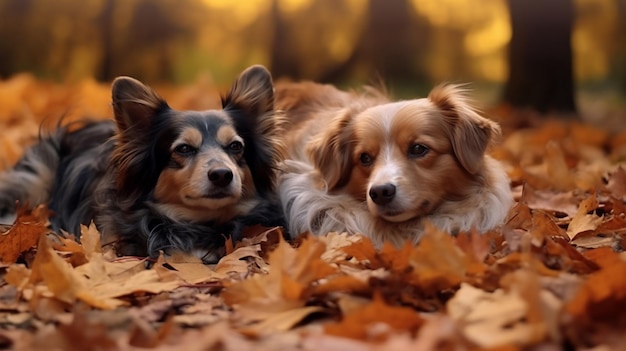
[276,82,512,247]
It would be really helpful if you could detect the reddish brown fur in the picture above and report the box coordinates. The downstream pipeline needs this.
[277,81,506,228]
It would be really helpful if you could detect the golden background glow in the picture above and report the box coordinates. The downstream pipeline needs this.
[0,0,622,92]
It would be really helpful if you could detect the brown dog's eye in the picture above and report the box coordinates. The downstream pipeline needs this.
[409,144,429,158]
[359,153,374,166]
[174,144,196,156]
[228,141,244,153]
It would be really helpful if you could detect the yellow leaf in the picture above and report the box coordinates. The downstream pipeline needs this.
[241,306,325,335]
[447,283,546,348]
[29,235,86,304]
[566,194,603,240]
[79,222,102,259]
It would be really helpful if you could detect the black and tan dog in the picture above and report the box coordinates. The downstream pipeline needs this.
[0,65,285,263]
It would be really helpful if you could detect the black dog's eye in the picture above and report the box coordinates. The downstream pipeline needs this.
[409,144,429,158]
[359,153,374,166]
[174,144,196,155]
[228,141,244,153]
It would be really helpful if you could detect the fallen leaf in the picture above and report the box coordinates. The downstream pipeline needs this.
[223,236,336,327]
[565,254,626,328]
[79,222,101,259]
[324,293,423,341]
[447,283,545,348]
[241,306,325,335]
[566,193,603,240]
[0,205,51,264]
[28,234,87,305]
[545,141,577,191]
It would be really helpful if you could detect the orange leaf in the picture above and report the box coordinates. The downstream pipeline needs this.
[324,293,423,341]
[222,235,336,325]
[565,257,626,326]
[406,223,473,291]
[0,205,51,264]
[566,193,603,240]
[29,234,85,304]
[545,141,576,191]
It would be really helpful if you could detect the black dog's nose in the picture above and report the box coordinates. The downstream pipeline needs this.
[208,168,233,187]
[369,183,396,206]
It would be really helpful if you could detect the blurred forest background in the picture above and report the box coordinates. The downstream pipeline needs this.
[0,0,624,121]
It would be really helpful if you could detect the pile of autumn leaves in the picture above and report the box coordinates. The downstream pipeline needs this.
[1,76,626,350]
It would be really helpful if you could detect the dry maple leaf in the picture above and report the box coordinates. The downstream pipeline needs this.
[79,222,102,259]
[0,204,51,264]
[223,235,336,331]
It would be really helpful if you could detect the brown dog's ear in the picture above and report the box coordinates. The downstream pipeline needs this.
[306,108,355,190]
[428,84,501,174]
[111,76,168,132]
[222,65,274,118]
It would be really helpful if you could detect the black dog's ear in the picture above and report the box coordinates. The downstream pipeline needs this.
[111,77,168,132]
[221,65,274,117]
[221,65,281,196]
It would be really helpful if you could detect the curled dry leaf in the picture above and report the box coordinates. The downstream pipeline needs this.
[566,193,604,240]
[0,204,51,264]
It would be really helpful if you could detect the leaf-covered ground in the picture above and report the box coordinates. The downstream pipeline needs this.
[1,75,626,350]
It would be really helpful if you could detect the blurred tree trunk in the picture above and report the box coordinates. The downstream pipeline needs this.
[321,0,420,84]
[503,0,577,115]
[269,0,300,79]
[98,0,115,81]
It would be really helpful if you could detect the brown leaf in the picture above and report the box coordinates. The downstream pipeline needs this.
[324,293,423,341]
[545,141,577,191]
[566,193,603,240]
[604,166,626,201]
[0,205,51,264]
[406,223,474,292]
[565,254,626,328]
[522,185,579,218]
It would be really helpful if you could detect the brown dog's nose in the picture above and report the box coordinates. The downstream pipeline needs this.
[369,183,396,206]
[208,168,233,187]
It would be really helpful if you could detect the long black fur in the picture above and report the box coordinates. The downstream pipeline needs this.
[0,65,284,263]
